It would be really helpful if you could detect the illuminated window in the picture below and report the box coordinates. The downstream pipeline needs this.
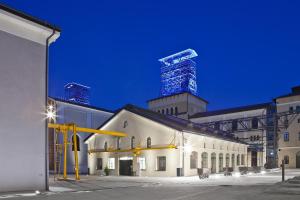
[108,158,115,169]
[138,157,146,170]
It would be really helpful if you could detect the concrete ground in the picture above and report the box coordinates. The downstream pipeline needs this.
[1,169,300,200]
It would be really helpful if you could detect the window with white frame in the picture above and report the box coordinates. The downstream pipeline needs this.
[138,157,146,170]
[108,158,115,169]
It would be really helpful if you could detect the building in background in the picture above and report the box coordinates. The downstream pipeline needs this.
[0,3,60,192]
[64,82,90,105]
[190,103,276,168]
[48,97,113,175]
[275,86,300,168]
[148,92,208,120]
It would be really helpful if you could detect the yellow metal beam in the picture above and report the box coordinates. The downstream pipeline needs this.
[88,144,177,154]
[48,123,127,181]
[48,123,127,137]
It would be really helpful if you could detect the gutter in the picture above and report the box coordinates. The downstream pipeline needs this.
[45,29,56,191]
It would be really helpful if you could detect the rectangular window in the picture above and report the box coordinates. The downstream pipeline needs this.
[298,118,300,123]
[157,156,166,171]
[299,132,300,141]
[296,106,300,113]
[108,158,115,169]
[284,132,289,142]
[284,156,289,164]
[138,157,146,170]
[96,158,103,170]
[289,106,294,113]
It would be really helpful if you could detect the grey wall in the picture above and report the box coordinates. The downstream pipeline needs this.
[54,102,113,174]
[0,30,47,192]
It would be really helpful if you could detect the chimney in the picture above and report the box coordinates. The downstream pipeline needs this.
[291,86,300,94]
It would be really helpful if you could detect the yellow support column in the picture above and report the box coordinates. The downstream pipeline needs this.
[63,128,68,180]
[72,124,80,180]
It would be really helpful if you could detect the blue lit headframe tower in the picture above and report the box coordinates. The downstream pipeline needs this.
[159,49,198,96]
[64,82,90,105]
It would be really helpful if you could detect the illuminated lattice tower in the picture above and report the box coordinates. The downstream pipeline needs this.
[159,49,198,96]
[64,82,90,105]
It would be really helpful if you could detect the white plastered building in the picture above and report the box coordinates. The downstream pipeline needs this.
[85,105,248,177]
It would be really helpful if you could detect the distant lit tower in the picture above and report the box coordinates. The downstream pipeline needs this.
[64,82,90,105]
[159,49,198,96]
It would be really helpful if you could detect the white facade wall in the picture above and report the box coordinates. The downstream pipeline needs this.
[86,110,248,177]
[0,7,59,192]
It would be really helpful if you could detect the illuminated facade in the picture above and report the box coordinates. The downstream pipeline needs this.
[159,49,198,96]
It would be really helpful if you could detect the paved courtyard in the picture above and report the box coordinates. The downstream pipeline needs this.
[1,169,300,200]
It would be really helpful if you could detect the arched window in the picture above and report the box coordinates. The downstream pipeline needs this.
[201,152,208,168]
[175,107,178,115]
[190,151,198,169]
[131,136,135,149]
[171,107,174,115]
[72,135,80,151]
[147,137,151,148]
[166,108,169,115]
[219,153,224,172]
[123,120,128,128]
[226,153,230,167]
[116,137,120,150]
[237,154,240,166]
[231,154,235,167]
[241,154,245,165]
[104,141,108,151]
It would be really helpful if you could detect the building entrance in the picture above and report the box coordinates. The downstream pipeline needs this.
[119,157,133,176]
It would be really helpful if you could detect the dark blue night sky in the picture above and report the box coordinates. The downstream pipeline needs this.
[2,0,300,111]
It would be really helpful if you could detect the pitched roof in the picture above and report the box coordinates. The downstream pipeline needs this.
[147,92,209,104]
[84,104,245,144]
[0,3,60,31]
[49,96,114,113]
[189,102,272,119]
